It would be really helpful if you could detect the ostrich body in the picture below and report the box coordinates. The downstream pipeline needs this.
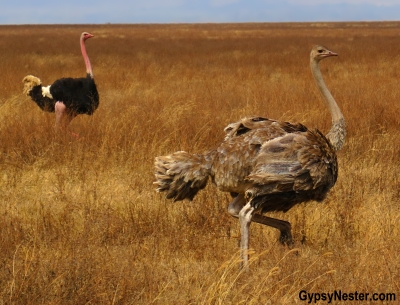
[22,32,99,130]
[154,46,346,268]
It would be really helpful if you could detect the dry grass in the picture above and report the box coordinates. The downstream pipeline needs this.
[0,22,399,304]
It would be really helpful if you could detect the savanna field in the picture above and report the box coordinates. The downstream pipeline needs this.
[0,23,399,304]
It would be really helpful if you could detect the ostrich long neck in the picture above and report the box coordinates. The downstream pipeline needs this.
[310,59,346,151]
[80,36,93,78]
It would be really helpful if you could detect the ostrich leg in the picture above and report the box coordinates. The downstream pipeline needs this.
[55,101,76,133]
[238,202,255,270]
[228,194,293,245]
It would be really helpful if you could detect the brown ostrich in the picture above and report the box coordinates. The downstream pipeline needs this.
[154,45,346,269]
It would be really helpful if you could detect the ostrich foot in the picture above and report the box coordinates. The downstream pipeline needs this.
[69,132,80,138]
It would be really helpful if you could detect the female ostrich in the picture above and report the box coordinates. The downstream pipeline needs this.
[154,45,346,268]
[22,32,99,131]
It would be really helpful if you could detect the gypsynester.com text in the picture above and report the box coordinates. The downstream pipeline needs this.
[299,290,396,303]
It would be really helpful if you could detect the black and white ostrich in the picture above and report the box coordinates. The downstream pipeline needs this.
[22,32,99,132]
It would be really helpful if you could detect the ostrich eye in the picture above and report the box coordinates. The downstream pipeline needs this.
[318,49,323,53]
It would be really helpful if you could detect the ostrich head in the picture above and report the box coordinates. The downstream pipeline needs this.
[81,32,94,41]
[310,45,338,63]
[22,75,42,95]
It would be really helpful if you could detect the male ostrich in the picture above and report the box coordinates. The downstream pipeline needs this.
[154,45,346,268]
[22,32,99,131]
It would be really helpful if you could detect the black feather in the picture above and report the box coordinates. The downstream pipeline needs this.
[28,85,56,112]
[50,74,99,115]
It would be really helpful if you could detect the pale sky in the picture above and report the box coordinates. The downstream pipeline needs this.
[1,0,400,24]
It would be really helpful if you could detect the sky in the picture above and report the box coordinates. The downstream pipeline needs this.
[1,0,400,24]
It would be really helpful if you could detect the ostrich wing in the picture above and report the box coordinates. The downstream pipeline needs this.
[211,119,312,194]
[223,117,308,140]
[50,76,99,115]
[245,129,338,212]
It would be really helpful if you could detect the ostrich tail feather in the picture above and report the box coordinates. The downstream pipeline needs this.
[22,75,42,95]
[154,151,211,201]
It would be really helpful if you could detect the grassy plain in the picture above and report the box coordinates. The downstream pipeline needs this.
[0,22,399,304]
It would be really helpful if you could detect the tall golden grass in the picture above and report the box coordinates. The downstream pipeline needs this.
[0,23,399,304]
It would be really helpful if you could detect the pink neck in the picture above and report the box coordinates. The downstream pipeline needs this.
[81,36,93,78]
